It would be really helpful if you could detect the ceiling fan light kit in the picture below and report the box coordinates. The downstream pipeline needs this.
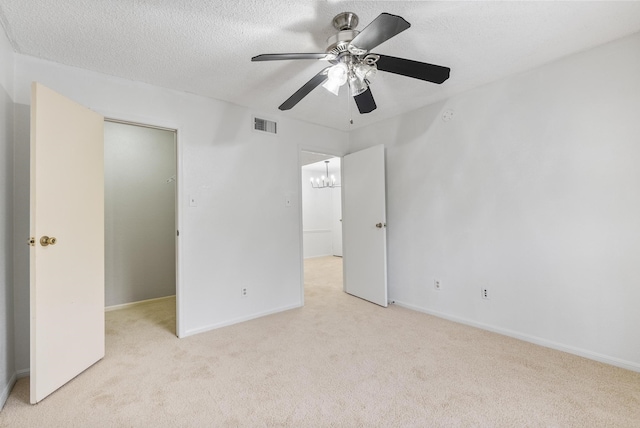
[251,12,451,115]
[322,62,349,95]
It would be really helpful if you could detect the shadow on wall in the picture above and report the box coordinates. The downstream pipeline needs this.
[12,103,30,374]
[1,82,16,394]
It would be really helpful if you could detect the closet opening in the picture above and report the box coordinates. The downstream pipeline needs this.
[104,120,178,335]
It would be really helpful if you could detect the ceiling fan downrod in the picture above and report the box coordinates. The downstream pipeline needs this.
[326,12,361,55]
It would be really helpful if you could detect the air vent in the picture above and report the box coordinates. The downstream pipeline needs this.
[254,117,277,134]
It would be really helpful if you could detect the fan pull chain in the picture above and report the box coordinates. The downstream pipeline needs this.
[348,88,354,126]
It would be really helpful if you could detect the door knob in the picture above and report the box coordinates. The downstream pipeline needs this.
[40,236,57,246]
[376,223,383,228]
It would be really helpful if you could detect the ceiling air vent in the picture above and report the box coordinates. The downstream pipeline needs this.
[253,117,277,135]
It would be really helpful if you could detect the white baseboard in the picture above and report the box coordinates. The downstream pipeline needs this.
[105,295,175,312]
[182,303,302,338]
[1,373,17,410]
[16,368,29,379]
[392,300,640,373]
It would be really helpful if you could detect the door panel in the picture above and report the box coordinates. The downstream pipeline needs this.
[342,144,387,307]
[332,186,343,257]
[30,82,105,403]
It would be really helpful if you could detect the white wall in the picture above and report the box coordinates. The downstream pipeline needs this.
[104,122,176,307]
[0,24,15,408]
[349,32,640,371]
[8,25,638,381]
[11,54,349,371]
[301,168,332,258]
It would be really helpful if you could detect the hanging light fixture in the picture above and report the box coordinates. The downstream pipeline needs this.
[322,63,349,96]
[323,54,379,97]
[347,73,366,96]
[310,160,340,189]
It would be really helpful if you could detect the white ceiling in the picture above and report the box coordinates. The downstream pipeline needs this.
[301,151,335,167]
[1,1,640,132]
[302,153,341,173]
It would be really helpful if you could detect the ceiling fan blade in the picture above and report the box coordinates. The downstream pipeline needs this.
[376,54,450,84]
[252,53,335,62]
[279,67,330,111]
[348,13,410,54]
[354,88,377,114]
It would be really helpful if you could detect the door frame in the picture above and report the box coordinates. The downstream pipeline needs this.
[103,116,184,338]
[297,146,345,305]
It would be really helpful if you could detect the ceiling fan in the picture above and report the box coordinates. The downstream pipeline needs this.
[251,12,451,114]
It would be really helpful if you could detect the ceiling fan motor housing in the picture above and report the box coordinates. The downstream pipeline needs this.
[332,12,359,31]
[326,30,359,56]
[326,12,362,56]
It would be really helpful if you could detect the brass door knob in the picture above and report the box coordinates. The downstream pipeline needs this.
[376,223,383,228]
[40,236,57,246]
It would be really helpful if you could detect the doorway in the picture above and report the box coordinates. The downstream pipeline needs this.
[301,151,343,295]
[103,120,177,332]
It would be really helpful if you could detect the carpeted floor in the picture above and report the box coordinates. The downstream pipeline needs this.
[1,256,639,427]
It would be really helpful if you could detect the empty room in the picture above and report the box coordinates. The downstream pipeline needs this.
[1,1,639,426]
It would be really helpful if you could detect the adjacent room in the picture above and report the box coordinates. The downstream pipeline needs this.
[301,152,343,297]
[1,1,639,426]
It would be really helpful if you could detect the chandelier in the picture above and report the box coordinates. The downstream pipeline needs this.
[310,160,340,189]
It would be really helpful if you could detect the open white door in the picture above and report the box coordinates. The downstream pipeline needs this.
[332,186,343,257]
[342,144,387,307]
[30,82,105,403]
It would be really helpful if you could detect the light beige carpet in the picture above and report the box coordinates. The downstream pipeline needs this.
[1,256,639,427]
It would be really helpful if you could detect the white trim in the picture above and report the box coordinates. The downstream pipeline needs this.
[16,368,29,379]
[104,117,175,132]
[304,254,337,260]
[182,303,302,338]
[175,127,184,338]
[393,300,640,373]
[303,229,332,234]
[0,373,17,410]
[105,295,175,312]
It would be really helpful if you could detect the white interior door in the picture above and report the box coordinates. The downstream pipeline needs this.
[332,186,343,257]
[30,82,105,403]
[342,144,387,307]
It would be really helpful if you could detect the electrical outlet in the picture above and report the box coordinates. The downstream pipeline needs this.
[434,279,441,291]
[241,287,248,298]
[481,288,489,300]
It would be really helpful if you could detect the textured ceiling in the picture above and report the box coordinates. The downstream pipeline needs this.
[1,1,640,131]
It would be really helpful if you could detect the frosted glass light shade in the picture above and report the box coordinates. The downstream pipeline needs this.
[322,63,349,96]
[322,79,341,96]
[348,74,368,96]
[354,63,377,83]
